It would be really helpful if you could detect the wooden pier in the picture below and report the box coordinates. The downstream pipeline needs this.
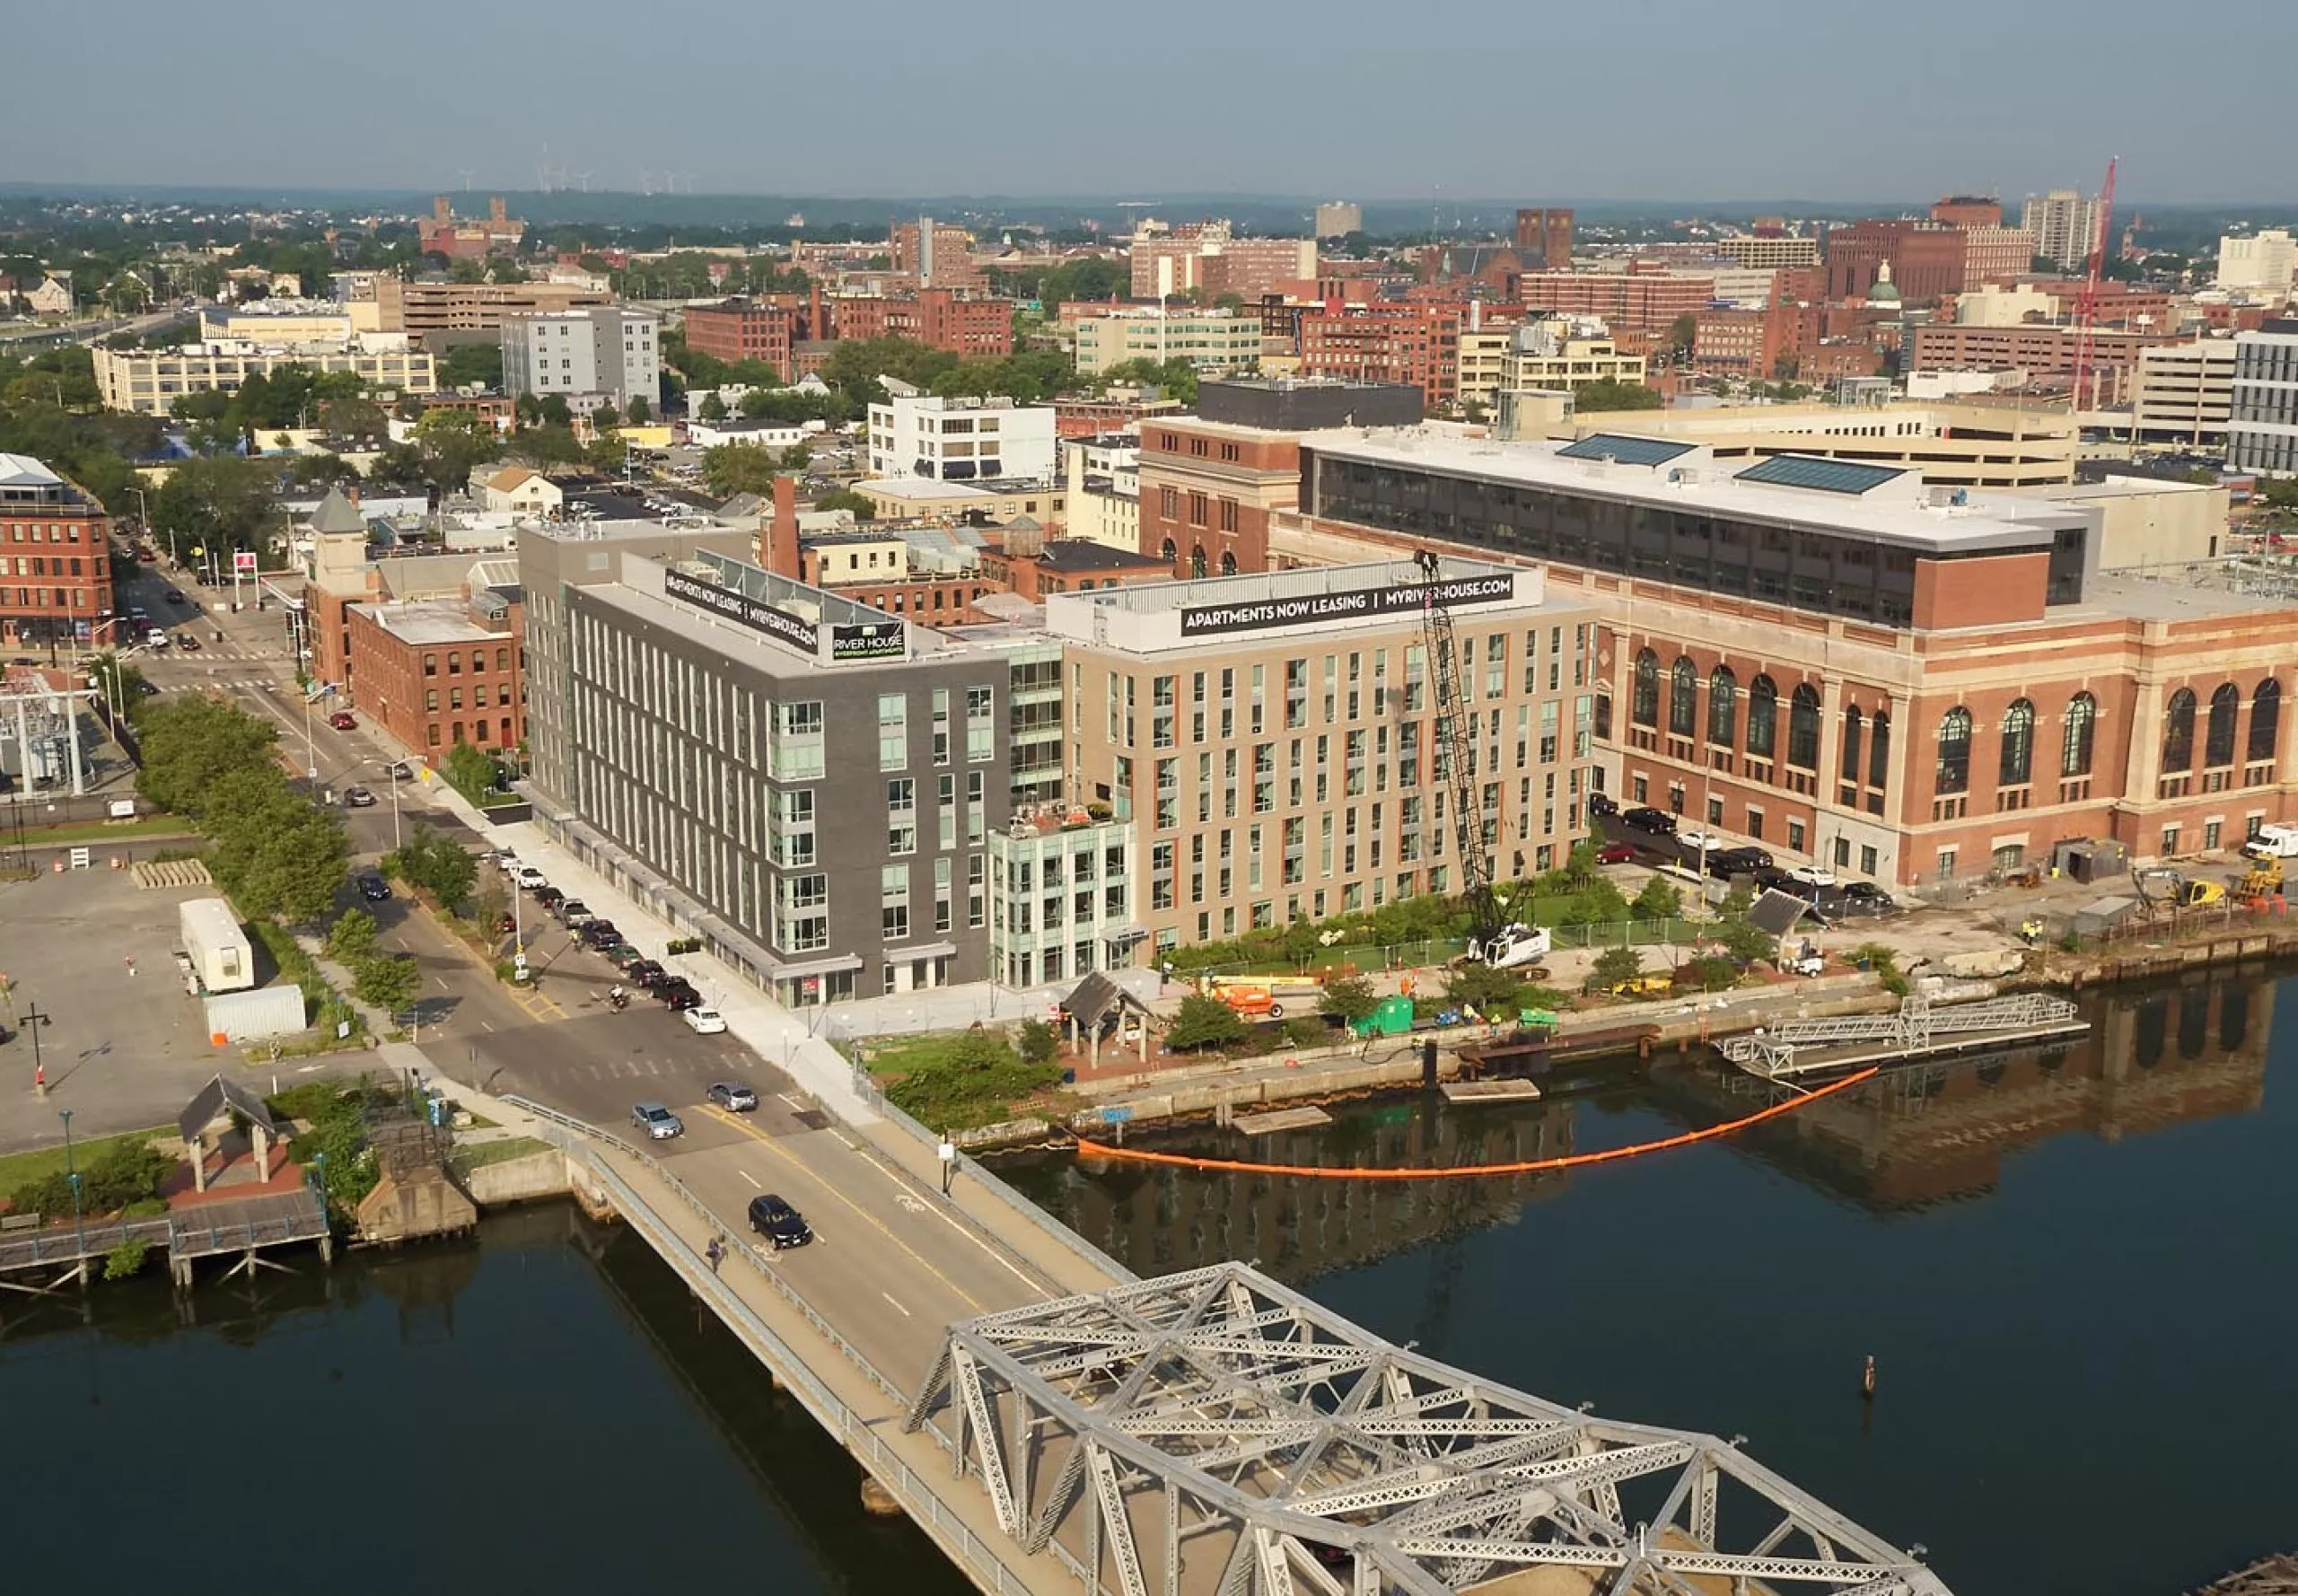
[0,1189,330,1294]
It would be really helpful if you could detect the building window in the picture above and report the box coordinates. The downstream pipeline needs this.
[1747,675,1777,758]
[1706,666,1736,747]
[1841,706,1864,781]
[2162,688,2197,773]
[881,864,911,942]
[1667,657,1696,738]
[887,778,917,855]
[1934,706,1972,795]
[2250,680,2282,764]
[1787,684,1820,769]
[1630,649,1659,727]
[879,691,908,770]
[1190,544,1206,579]
[2061,692,2096,777]
[1999,698,2035,785]
[2206,683,2240,767]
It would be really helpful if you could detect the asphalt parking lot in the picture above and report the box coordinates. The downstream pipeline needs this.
[0,865,297,1153]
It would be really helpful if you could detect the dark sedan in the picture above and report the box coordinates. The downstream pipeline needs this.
[656,980,703,1011]
[356,873,390,901]
[1621,806,1677,837]
[577,920,622,949]
[747,1193,812,1249]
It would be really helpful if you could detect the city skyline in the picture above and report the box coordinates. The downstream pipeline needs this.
[6,0,2294,205]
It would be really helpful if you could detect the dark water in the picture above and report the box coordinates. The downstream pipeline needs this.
[998,970,2298,1595]
[0,1202,971,1596]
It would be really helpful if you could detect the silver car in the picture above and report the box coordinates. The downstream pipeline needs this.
[630,1101,683,1141]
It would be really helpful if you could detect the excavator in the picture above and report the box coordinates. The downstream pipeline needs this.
[2131,866,2225,917]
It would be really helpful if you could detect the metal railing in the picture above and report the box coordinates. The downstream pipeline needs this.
[505,1095,1063,1596]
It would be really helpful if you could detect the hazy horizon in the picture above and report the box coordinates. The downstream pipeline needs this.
[6,0,2291,206]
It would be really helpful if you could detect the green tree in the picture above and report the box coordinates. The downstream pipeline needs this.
[1316,972,1383,1026]
[354,952,421,1015]
[442,740,496,805]
[702,443,782,498]
[134,695,279,816]
[626,394,652,425]
[1016,1017,1059,1065]
[439,344,504,390]
[1166,992,1249,1050]
[1668,312,1698,359]
[812,488,874,520]
[697,391,728,422]
[391,823,478,914]
[327,907,378,964]
[1632,876,1683,921]
[1588,946,1648,992]
[150,454,284,563]
[1713,916,1779,966]
[1574,377,1662,412]
[1443,962,1525,1017]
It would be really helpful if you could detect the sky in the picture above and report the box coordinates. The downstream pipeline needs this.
[4,0,2291,206]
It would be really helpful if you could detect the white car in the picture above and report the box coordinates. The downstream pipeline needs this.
[1674,828,1724,853]
[681,1006,728,1035]
[513,864,548,890]
[1786,864,1838,888]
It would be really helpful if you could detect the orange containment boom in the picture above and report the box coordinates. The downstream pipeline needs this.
[1074,1067,1880,1180]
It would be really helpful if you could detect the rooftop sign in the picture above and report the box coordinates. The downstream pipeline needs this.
[663,566,818,654]
[1177,573,1515,639]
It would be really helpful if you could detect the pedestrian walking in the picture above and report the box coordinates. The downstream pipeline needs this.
[125,955,136,978]
[705,1236,724,1276]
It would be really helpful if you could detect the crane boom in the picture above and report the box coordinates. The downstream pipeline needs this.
[1417,550,1501,945]
[2071,155,2118,411]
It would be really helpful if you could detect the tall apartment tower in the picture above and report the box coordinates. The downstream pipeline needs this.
[1514,207,1575,272]
[2021,189,2101,272]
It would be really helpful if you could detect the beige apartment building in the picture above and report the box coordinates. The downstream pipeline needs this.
[1553,399,2077,488]
[1045,558,1597,956]
[1455,326,1517,412]
[1072,310,1263,376]
[1717,236,1820,270]
[93,338,437,415]
[2129,338,2237,449]
[338,277,612,340]
[1504,316,1645,397]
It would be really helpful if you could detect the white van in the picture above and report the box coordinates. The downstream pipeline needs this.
[2241,824,2298,860]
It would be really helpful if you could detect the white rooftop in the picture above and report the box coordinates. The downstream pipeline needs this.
[0,452,64,490]
[1299,427,2084,555]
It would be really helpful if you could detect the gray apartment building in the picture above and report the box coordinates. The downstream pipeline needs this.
[2229,318,2298,476]
[535,543,1009,1005]
[501,305,661,414]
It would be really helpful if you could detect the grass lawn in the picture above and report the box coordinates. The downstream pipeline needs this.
[20,818,196,846]
[867,1032,1067,1132]
[450,1136,553,1172]
[0,1127,171,1195]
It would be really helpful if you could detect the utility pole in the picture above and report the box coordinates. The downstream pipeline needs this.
[23,1001,51,1097]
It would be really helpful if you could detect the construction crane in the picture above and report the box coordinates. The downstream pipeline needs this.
[1415,550,1549,970]
[2070,155,2118,415]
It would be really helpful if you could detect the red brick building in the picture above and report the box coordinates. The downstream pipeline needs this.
[1052,394,1185,439]
[1823,220,1969,303]
[1513,207,1575,270]
[1929,196,2004,228]
[681,296,801,380]
[1136,418,1306,578]
[1691,303,1807,378]
[891,219,985,291]
[1521,266,1714,339]
[0,453,114,653]
[343,590,525,758]
[829,288,1012,356]
[1297,303,1462,408]
[977,537,1171,601]
[1908,323,2181,406]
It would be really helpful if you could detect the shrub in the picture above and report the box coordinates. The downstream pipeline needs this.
[1166,993,1249,1050]
[1632,876,1684,920]
[326,908,378,964]
[1281,1014,1330,1048]
[1015,1017,1058,1065]
[1588,946,1648,992]
[878,1030,1064,1131]
[5,1136,176,1220]
[1317,972,1382,1025]
[1443,962,1525,1016]
[104,1239,151,1280]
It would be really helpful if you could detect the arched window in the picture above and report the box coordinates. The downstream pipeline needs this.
[2061,692,2096,777]
[2250,679,2282,764]
[1841,706,1864,781]
[1935,706,1973,795]
[1668,657,1697,738]
[1999,698,2035,786]
[1787,683,1820,768]
[1219,550,1238,576]
[1707,666,1737,746]
[1869,710,1890,789]
[1631,650,1659,727]
[2206,683,2240,767]
[1189,544,1207,580]
[1747,675,1778,759]
[1160,537,1177,566]
[2162,688,2197,773]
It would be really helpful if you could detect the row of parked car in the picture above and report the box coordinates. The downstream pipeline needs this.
[1590,794,1899,914]
[496,852,727,1030]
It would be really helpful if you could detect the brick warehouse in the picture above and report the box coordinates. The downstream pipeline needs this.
[0,453,115,653]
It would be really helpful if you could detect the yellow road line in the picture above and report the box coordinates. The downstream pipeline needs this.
[697,1104,987,1312]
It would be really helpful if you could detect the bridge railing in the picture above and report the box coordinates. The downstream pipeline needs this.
[508,1098,1069,1596]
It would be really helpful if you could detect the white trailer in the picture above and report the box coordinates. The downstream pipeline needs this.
[178,897,255,993]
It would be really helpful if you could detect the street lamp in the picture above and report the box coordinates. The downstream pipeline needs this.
[60,1107,86,1261]
[364,758,404,851]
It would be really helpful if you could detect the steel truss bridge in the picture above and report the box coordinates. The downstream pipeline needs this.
[1718,993,2085,1078]
[908,1262,1950,1596]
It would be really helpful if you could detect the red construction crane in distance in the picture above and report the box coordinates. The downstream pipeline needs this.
[2071,155,2118,411]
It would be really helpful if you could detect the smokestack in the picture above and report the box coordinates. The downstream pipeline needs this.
[767,475,801,579]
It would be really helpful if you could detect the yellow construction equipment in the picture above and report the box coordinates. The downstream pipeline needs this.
[2238,855,2285,900]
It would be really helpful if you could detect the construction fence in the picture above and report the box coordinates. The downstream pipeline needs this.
[1166,916,1710,984]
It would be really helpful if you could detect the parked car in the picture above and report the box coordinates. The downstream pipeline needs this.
[627,960,667,987]
[513,864,548,890]
[385,759,416,781]
[1832,881,1898,914]
[1706,846,1773,879]
[356,872,390,901]
[1752,867,1811,897]
[342,785,375,808]
[1786,864,1838,888]
[329,711,357,731]
[1621,806,1677,836]
[533,886,566,912]
[1587,791,1618,819]
[1595,839,1638,865]
[657,980,703,1011]
[578,919,622,949]
[706,1077,754,1106]
[630,1101,683,1141]
[746,1193,812,1249]
[605,944,647,971]
[162,588,185,605]
[688,1010,732,1037]
[1672,827,1724,854]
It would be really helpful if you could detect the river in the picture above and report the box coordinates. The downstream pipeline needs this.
[3,973,2289,1596]
[1000,970,2298,1596]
